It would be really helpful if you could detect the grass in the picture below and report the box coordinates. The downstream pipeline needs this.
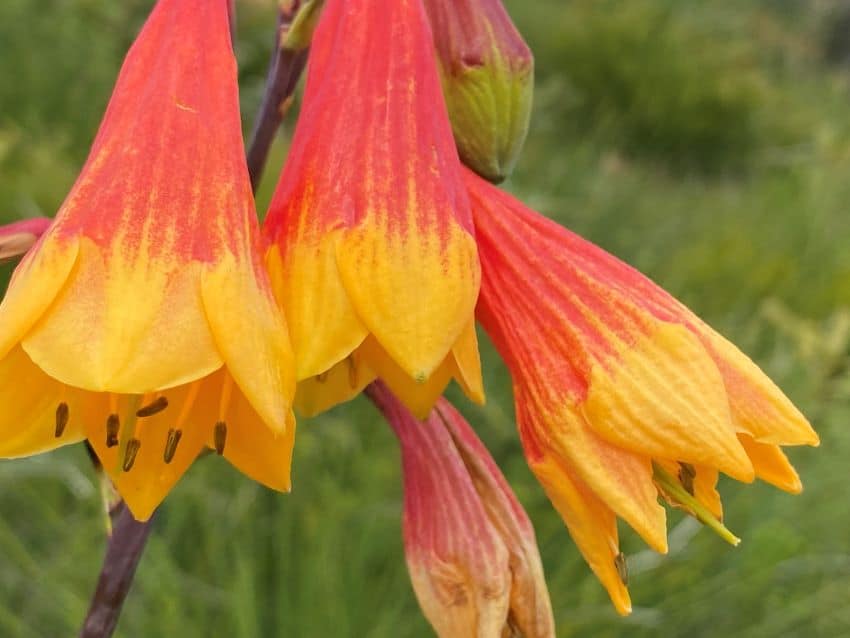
[1,0,849,636]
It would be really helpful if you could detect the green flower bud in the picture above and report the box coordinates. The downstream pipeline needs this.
[423,0,534,182]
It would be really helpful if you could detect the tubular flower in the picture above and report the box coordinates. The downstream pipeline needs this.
[263,0,483,419]
[422,0,534,182]
[369,382,554,638]
[0,218,52,264]
[0,0,295,521]
[465,168,818,614]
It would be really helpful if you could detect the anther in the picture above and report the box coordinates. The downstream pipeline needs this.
[54,402,69,438]
[214,421,227,455]
[163,428,182,464]
[614,552,629,586]
[316,371,329,383]
[347,357,357,389]
[106,414,120,448]
[122,438,141,472]
[678,462,696,495]
[137,396,169,417]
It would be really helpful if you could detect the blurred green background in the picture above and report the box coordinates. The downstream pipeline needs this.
[1,0,849,635]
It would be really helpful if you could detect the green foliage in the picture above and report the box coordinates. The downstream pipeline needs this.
[2,1,850,637]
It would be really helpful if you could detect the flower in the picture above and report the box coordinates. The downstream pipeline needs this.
[0,0,295,521]
[0,217,51,264]
[369,381,554,637]
[422,0,534,182]
[465,167,818,613]
[263,0,483,419]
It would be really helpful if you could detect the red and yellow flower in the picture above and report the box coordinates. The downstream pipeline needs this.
[263,0,483,419]
[466,167,818,613]
[370,381,554,638]
[0,0,295,521]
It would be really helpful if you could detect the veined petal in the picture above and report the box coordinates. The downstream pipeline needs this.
[738,434,802,494]
[294,353,376,418]
[518,396,668,554]
[522,428,631,616]
[0,234,79,360]
[202,254,295,434]
[0,346,87,457]
[23,238,222,392]
[582,322,754,481]
[336,215,480,380]
[266,237,367,381]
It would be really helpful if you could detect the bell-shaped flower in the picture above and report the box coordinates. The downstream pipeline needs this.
[369,381,554,637]
[263,0,483,419]
[0,0,296,521]
[422,0,534,182]
[465,168,818,613]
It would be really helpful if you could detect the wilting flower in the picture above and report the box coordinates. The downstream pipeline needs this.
[0,0,295,520]
[264,0,483,419]
[369,381,554,637]
[465,168,818,613]
[0,218,52,264]
[422,0,534,182]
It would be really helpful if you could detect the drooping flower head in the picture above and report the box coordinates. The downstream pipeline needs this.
[0,0,296,520]
[465,168,818,613]
[263,0,483,419]
[422,0,534,182]
[369,381,554,638]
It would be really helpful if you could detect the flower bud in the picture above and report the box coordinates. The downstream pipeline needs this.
[0,218,51,264]
[423,0,534,182]
[370,382,554,637]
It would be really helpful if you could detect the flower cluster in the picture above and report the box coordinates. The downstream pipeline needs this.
[0,0,817,631]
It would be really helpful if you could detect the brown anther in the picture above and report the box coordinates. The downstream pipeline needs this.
[54,402,69,438]
[214,421,227,455]
[137,396,169,417]
[316,371,329,383]
[346,356,357,389]
[106,414,120,448]
[122,438,141,472]
[614,552,629,586]
[163,428,182,464]
[678,462,696,495]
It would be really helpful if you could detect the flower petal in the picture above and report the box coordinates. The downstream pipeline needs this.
[738,433,802,494]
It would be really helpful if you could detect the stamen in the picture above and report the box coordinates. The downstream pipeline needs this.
[137,396,169,417]
[347,356,357,389]
[122,438,141,472]
[163,428,182,464]
[214,421,227,455]
[54,402,69,438]
[614,553,629,585]
[653,462,740,546]
[678,462,696,495]
[316,371,329,383]
[106,414,120,448]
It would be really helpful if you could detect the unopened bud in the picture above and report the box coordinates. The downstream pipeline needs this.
[0,218,51,264]
[423,0,534,182]
[370,382,554,637]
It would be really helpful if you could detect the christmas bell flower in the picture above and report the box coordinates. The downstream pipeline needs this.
[369,382,555,638]
[0,0,296,521]
[465,168,818,613]
[422,0,534,182]
[0,218,52,264]
[264,0,483,419]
